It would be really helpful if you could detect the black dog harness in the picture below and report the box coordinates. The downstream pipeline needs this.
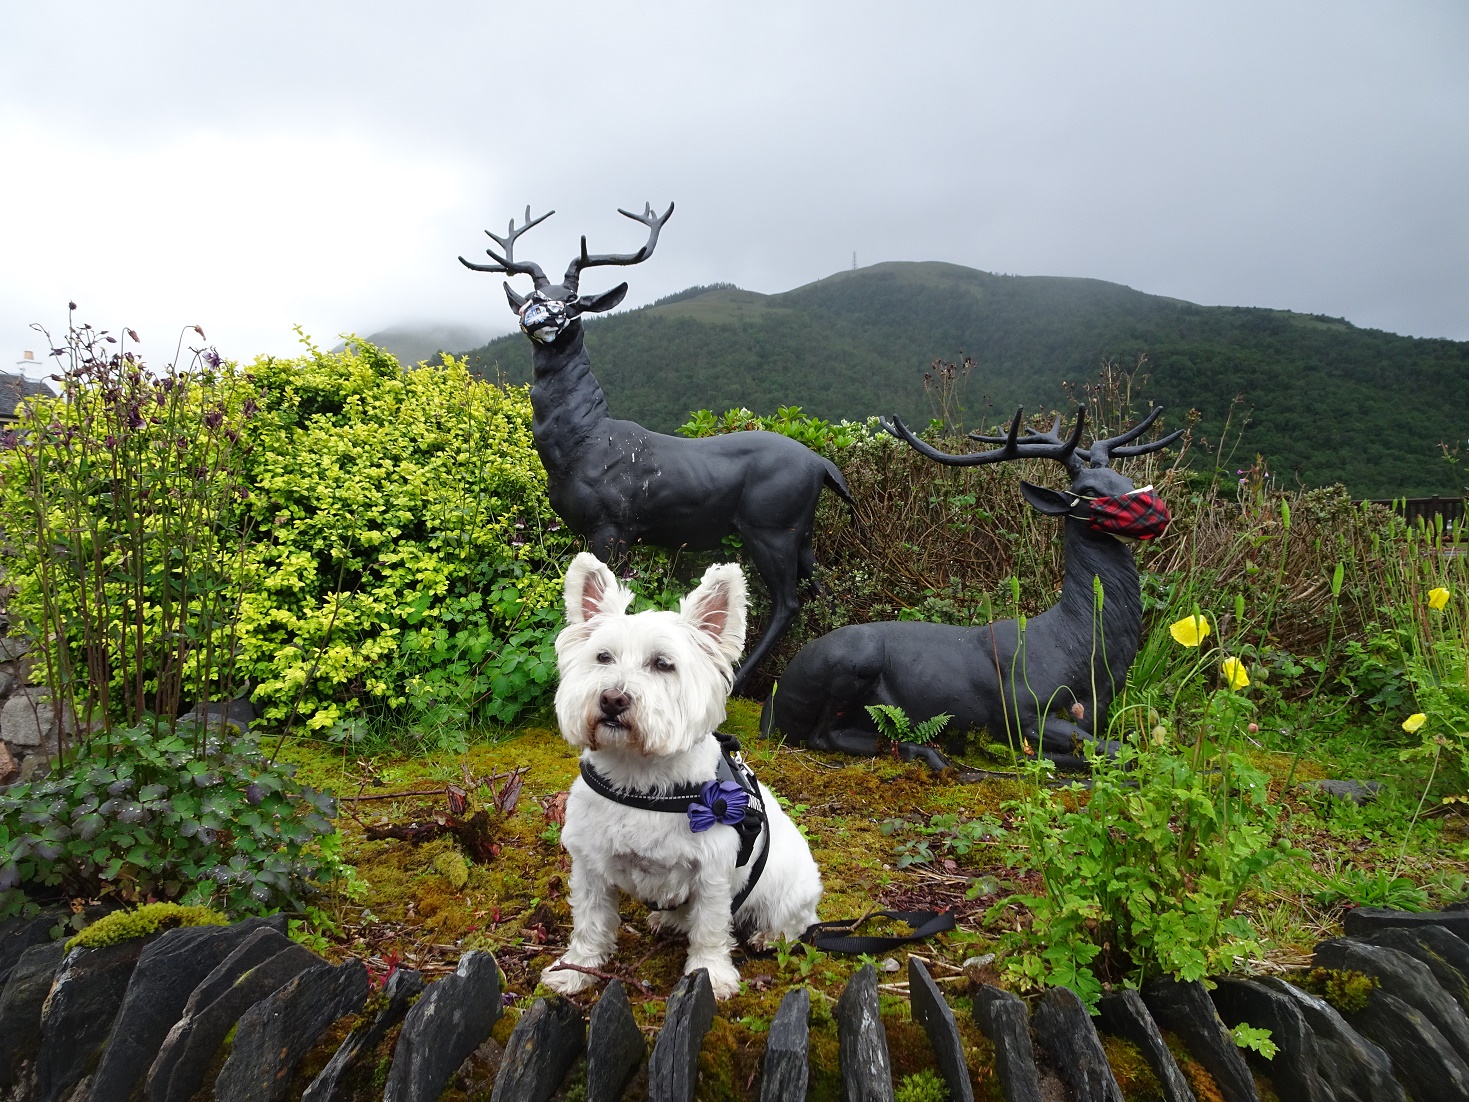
[578,732,771,914]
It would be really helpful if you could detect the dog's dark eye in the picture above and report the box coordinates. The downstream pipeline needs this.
[596,651,614,665]
[652,655,675,673]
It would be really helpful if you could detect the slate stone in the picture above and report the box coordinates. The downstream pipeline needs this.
[971,984,1042,1102]
[1340,986,1469,1102]
[0,637,30,662]
[760,987,810,1102]
[36,933,157,1102]
[1345,905,1469,942]
[908,958,972,1102]
[649,968,716,1102]
[1315,937,1469,1064]
[1209,977,1332,1102]
[1141,977,1260,1102]
[302,968,425,1102]
[1259,977,1406,1102]
[0,941,65,1088]
[1361,924,1469,1016]
[178,698,254,735]
[586,979,646,1102]
[89,917,281,1102]
[213,956,370,1102]
[1097,989,1195,1102]
[1031,986,1123,1102]
[492,994,586,1102]
[0,907,65,989]
[0,739,17,785]
[0,686,67,751]
[835,964,893,1102]
[146,937,321,1102]
[1304,779,1382,804]
[384,949,502,1102]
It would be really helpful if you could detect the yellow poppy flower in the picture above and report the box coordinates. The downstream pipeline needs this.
[1169,615,1211,647]
[1221,657,1250,690]
[1403,713,1427,733]
[1429,587,1450,611]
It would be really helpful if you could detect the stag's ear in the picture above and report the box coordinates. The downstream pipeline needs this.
[574,283,629,314]
[681,562,747,664]
[563,552,632,626]
[504,282,527,313]
[1019,481,1076,516]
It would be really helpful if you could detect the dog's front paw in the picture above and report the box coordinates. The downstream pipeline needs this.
[647,909,687,935]
[541,961,598,995]
[688,958,742,1000]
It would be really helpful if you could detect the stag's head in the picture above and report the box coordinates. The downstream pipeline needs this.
[460,203,674,345]
[881,406,1183,544]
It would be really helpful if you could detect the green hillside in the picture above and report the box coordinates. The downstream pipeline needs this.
[462,262,1469,497]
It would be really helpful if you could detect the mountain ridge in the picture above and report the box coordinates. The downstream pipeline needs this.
[461,261,1469,497]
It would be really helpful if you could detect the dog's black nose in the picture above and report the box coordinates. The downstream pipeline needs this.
[599,689,631,718]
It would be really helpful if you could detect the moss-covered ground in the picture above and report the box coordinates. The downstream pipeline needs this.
[272,698,1469,1102]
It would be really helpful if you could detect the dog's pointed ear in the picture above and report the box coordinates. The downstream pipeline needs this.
[564,552,632,626]
[681,562,747,663]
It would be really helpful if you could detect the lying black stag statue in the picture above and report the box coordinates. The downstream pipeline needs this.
[460,205,854,693]
[763,405,1181,770]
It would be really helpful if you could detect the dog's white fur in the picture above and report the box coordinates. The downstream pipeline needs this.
[541,552,823,999]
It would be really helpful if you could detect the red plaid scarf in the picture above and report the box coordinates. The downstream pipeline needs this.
[1081,486,1170,541]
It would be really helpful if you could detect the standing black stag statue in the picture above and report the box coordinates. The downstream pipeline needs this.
[763,405,1181,770]
[460,204,854,693]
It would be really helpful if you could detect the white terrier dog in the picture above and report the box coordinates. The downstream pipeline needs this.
[541,552,822,999]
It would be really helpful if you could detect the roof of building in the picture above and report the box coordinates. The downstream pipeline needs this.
[0,372,56,421]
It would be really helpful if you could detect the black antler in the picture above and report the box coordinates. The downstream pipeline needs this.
[459,206,554,288]
[564,202,675,292]
[1079,406,1185,468]
[882,407,1088,475]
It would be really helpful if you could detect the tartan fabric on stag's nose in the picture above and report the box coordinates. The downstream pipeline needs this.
[1083,487,1171,541]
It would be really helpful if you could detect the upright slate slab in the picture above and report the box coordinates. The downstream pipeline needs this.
[37,933,159,1102]
[0,941,65,1088]
[649,969,715,1102]
[1141,977,1259,1102]
[836,964,893,1102]
[89,917,281,1102]
[302,968,425,1102]
[0,907,65,989]
[1259,977,1406,1102]
[1097,989,1195,1102]
[1031,986,1123,1102]
[146,937,323,1102]
[1361,925,1469,1016]
[1209,977,1332,1102]
[1344,905,1469,942]
[760,988,811,1102]
[213,956,370,1102]
[384,949,502,1102]
[908,959,972,1102]
[1314,937,1469,1064]
[1339,987,1469,1102]
[586,979,645,1102]
[971,984,1042,1102]
[491,995,586,1102]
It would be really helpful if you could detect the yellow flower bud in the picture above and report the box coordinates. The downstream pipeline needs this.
[1169,615,1211,648]
[1403,713,1427,733]
[1221,657,1250,690]
[1428,587,1450,611]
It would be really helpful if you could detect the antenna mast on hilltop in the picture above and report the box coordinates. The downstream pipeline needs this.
[851,251,857,271]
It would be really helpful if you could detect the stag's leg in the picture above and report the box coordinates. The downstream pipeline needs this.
[1027,717,1119,773]
[731,526,803,696]
[796,541,820,598]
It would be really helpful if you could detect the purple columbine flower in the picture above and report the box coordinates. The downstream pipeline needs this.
[687,780,749,832]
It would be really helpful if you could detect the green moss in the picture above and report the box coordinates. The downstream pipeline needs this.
[66,903,227,950]
[434,850,471,890]
[1304,968,1379,1013]
[895,1069,948,1102]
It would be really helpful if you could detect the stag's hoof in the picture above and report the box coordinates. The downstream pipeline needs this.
[897,742,953,771]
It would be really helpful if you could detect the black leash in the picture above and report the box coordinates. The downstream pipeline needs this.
[803,909,956,954]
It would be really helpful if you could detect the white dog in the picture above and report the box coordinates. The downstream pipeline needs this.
[540,552,823,999]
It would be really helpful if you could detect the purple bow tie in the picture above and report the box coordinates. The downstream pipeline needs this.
[688,780,749,832]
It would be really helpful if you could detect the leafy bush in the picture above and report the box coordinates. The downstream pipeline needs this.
[0,720,336,918]
[235,340,573,736]
[991,740,1291,1009]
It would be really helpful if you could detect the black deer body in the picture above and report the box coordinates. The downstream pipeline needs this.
[461,205,854,692]
[763,406,1180,770]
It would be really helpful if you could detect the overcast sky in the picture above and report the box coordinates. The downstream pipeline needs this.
[2,1,1465,373]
